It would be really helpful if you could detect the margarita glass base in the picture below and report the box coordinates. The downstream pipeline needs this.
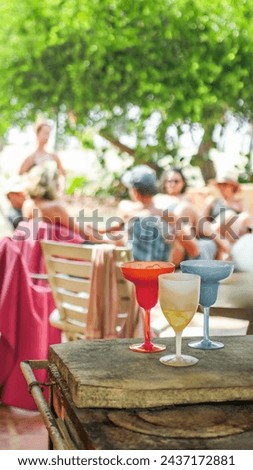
[188,338,224,350]
[159,354,199,367]
[129,342,166,353]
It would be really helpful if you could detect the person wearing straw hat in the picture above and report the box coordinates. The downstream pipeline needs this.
[209,171,245,216]
[202,170,253,244]
[4,175,27,229]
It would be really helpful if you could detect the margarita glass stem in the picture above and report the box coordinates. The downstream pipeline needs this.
[176,331,182,360]
[143,309,152,350]
[203,306,210,342]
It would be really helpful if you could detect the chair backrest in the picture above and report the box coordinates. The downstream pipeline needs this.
[41,241,94,339]
[41,241,137,340]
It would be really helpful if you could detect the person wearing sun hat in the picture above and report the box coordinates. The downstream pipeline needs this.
[4,175,27,229]
[202,169,253,246]
[203,170,246,221]
[211,170,243,213]
[214,172,240,189]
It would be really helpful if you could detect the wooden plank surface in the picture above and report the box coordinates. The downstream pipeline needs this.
[49,365,253,450]
[49,336,253,409]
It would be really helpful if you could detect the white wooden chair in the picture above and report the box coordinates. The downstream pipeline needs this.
[41,241,138,341]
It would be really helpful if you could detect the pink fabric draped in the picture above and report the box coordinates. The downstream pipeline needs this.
[0,237,60,409]
[85,245,118,339]
[103,247,120,339]
[0,222,141,408]
[86,246,141,340]
[13,220,83,276]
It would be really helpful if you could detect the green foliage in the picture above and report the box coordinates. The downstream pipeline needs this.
[0,0,253,180]
[65,175,89,196]
[237,153,253,183]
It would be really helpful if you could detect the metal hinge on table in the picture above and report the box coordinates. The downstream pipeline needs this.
[28,380,55,393]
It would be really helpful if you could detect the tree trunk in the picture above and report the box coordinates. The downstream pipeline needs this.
[200,158,216,183]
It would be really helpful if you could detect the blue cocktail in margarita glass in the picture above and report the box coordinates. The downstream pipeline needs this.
[180,260,234,349]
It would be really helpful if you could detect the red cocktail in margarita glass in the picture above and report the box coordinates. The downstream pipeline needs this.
[121,261,175,353]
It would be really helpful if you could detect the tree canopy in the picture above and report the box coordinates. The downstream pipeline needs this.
[1,0,253,174]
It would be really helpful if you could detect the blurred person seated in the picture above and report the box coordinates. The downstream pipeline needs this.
[85,164,223,264]
[119,164,165,220]
[21,163,112,244]
[155,167,229,261]
[4,175,27,229]
[157,167,199,226]
[201,171,253,244]
[159,167,189,199]
[115,165,204,265]
[93,165,164,235]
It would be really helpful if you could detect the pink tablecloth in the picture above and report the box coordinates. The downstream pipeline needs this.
[0,222,83,409]
[0,237,61,409]
[0,223,140,408]
[13,220,83,276]
[0,221,83,410]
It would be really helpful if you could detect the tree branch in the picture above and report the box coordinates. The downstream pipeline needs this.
[99,131,135,156]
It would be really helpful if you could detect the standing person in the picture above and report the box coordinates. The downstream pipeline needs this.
[19,119,66,179]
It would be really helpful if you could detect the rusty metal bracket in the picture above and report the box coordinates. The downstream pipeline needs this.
[28,380,55,393]
[20,360,68,450]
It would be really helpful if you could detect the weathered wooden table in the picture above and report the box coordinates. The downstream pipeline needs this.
[22,336,253,449]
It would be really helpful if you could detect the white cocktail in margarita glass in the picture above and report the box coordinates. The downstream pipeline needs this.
[158,272,201,366]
